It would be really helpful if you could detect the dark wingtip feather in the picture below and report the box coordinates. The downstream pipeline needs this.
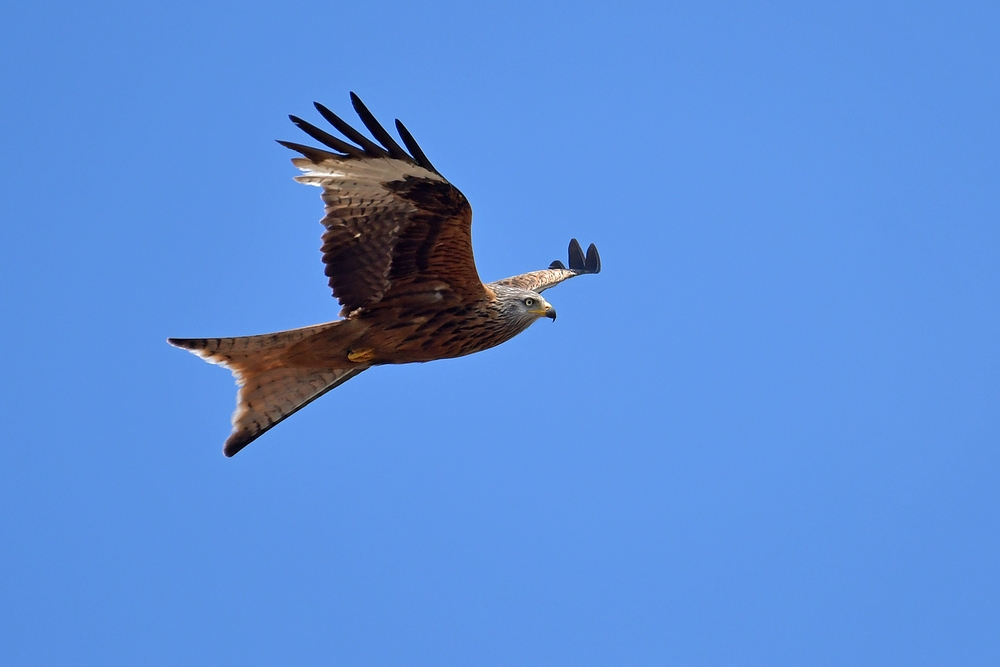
[297,95,439,170]
[349,93,410,161]
[276,140,340,163]
[568,238,586,271]
[395,118,436,173]
[289,115,364,158]
[313,101,390,158]
[555,239,600,275]
[585,243,601,274]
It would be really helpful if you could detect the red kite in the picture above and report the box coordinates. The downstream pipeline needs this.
[170,94,600,456]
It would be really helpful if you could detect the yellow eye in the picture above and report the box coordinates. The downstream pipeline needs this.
[524,298,534,307]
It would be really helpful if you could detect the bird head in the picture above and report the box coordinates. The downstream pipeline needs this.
[492,285,555,322]
[519,291,557,321]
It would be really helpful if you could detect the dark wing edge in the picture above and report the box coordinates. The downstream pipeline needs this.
[549,238,601,274]
[278,92,440,174]
[489,239,602,293]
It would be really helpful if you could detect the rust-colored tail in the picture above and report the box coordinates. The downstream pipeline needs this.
[168,322,364,456]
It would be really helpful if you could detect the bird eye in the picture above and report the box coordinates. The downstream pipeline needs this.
[524,298,534,307]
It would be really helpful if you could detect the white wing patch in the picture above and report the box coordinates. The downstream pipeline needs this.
[291,155,444,189]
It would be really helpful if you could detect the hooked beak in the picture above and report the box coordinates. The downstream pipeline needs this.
[529,303,557,320]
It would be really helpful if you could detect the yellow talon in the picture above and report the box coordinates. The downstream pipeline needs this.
[347,348,376,363]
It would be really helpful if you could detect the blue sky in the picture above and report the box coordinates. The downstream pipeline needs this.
[2,1,998,664]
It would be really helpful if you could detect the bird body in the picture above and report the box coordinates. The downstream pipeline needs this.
[170,94,600,456]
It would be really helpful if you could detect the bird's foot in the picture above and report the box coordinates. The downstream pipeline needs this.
[347,348,376,363]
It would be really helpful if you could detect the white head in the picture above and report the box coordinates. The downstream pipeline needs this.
[491,284,557,334]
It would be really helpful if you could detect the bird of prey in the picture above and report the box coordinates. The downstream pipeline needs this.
[169,93,601,456]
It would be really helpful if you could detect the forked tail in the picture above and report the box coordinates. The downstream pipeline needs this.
[168,322,364,456]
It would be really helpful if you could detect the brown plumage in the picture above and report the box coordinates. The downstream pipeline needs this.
[169,93,600,456]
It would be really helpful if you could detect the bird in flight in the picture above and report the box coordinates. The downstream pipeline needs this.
[169,93,601,456]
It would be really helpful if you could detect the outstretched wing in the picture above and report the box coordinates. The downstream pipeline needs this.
[280,93,487,317]
[489,238,601,293]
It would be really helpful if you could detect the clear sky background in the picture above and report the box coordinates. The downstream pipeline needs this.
[2,1,998,665]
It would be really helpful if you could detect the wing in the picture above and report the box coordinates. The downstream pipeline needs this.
[279,93,487,317]
[489,238,601,293]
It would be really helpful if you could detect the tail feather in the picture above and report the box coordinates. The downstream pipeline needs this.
[167,321,337,368]
[168,321,363,456]
[224,366,363,457]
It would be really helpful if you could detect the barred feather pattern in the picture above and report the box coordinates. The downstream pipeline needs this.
[489,268,579,294]
[224,366,363,457]
[168,322,364,457]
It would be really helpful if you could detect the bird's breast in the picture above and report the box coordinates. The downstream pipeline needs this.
[357,302,516,364]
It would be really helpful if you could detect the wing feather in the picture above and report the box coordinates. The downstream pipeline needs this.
[349,92,411,162]
[489,239,602,293]
[394,119,437,173]
[281,94,486,316]
[313,101,391,159]
[288,115,366,158]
